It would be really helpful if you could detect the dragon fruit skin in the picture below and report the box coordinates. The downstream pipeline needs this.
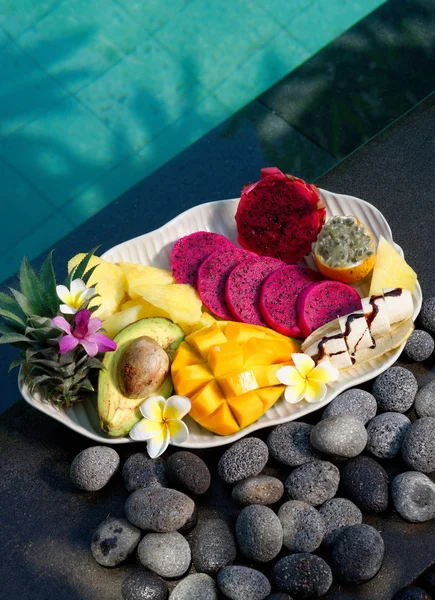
[197,246,253,319]
[236,168,326,264]
[259,265,323,338]
[296,280,362,338]
[171,231,233,286]
[225,256,285,326]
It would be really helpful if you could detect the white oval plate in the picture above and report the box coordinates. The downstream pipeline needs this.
[19,189,422,448]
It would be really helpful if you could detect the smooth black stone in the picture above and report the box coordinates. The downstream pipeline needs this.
[341,456,389,513]
[331,524,385,585]
[274,553,333,598]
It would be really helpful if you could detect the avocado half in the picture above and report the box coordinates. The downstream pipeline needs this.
[98,317,185,437]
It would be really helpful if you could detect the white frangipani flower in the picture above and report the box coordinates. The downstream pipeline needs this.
[277,353,339,404]
[56,279,96,314]
[129,395,191,458]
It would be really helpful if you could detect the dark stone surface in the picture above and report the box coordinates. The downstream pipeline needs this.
[2,39,435,600]
[260,0,435,159]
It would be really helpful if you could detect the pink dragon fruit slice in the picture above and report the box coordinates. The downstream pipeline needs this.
[225,257,285,326]
[296,280,362,338]
[171,231,234,286]
[236,168,326,264]
[197,246,254,319]
[260,265,323,338]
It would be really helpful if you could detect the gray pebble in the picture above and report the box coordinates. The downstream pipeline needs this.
[285,460,340,506]
[236,504,283,562]
[322,389,377,425]
[367,412,411,459]
[418,297,435,333]
[121,570,167,600]
[331,524,384,584]
[137,531,191,578]
[402,417,435,473]
[70,446,120,491]
[392,471,435,522]
[278,500,325,552]
[178,505,198,533]
[318,498,363,546]
[91,517,141,567]
[169,574,217,600]
[125,487,195,532]
[415,380,435,417]
[217,566,271,600]
[232,475,284,506]
[404,330,434,361]
[311,414,367,458]
[218,437,268,484]
[274,553,333,598]
[267,422,321,467]
[191,518,236,575]
[265,595,293,600]
[122,453,167,491]
[393,586,432,600]
[372,366,418,413]
[166,451,211,495]
[341,456,389,513]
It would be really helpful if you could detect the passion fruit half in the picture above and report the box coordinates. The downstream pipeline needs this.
[312,215,376,283]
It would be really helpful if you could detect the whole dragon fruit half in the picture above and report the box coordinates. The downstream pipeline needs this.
[235,167,326,264]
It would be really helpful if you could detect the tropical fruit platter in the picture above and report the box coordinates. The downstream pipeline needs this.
[6,167,435,599]
[9,166,421,451]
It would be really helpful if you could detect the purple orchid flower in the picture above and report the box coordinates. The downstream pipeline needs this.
[52,309,117,357]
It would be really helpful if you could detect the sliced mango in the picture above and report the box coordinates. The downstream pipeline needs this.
[200,402,240,435]
[257,385,286,411]
[217,370,259,398]
[189,380,224,422]
[208,341,244,377]
[251,362,292,387]
[185,323,228,359]
[172,322,297,435]
[172,364,214,397]
[227,391,265,429]
[171,344,204,376]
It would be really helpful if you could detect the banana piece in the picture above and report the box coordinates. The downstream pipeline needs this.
[338,311,374,357]
[361,295,391,337]
[383,288,414,324]
[304,329,354,369]
[301,287,414,370]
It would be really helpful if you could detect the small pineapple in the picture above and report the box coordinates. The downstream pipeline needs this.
[0,250,107,408]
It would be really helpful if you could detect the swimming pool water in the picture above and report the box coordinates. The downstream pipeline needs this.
[0,0,386,283]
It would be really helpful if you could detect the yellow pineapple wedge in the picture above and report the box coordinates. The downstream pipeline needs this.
[68,254,126,320]
[102,305,146,338]
[118,262,174,298]
[369,236,417,296]
[133,283,202,325]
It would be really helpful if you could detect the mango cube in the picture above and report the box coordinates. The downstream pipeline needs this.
[227,391,264,429]
[208,341,244,376]
[224,322,266,343]
[189,380,224,422]
[251,362,292,387]
[185,323,228,359]
[217,370,259,398]
[200,402,240,435]
[243,338,297,367]
[172,364,214,397]
[257,386,286,411]
[171,343,204,376]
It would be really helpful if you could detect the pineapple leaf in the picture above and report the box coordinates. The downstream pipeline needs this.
[69,246,101,283]
[28,374,57,389]
[81,264,99,286]
[89,304,102,314]
[19,257,47,315]
[38,251,59,317]
[0,323,22,335]
[8,357,27,372]
[0,291,27,321]
[0,332,34,344]
[10,287,39,317]
[79,378,95,392]
[0,308,27,329]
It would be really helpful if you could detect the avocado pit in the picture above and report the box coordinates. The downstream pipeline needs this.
[119,336,170,399]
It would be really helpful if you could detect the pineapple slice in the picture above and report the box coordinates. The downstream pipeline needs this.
[134,283,202,325]
[102,305,145,338]
[118,262,174,298]
[68,254,125,320]
[369,236,417,296]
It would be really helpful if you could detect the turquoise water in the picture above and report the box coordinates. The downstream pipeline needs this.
[0,0,386,283]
